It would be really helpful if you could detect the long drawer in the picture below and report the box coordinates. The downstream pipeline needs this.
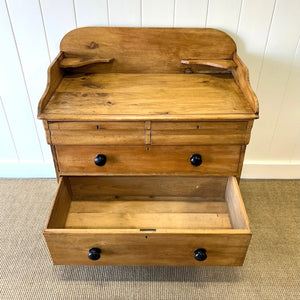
[55,145,241,175]
[44,176,251,266]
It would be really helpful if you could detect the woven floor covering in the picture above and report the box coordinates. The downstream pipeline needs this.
[0,179,299,299]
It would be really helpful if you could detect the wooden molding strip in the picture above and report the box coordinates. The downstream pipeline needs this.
[38,52,64,118]
[60,57,114,68]
[181,59,237,69]
[232,53,259,115]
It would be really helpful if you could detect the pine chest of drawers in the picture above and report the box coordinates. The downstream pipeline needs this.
[38,27,259,266]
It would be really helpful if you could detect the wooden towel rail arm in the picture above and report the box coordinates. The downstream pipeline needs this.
[181,59,237,70]
[181,56,258,115]
[59,56,114,68]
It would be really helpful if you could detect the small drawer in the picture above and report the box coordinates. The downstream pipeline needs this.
[44,176,251,266]
[48,121,145,145]
[55,145,241,176]
[151,121,249,145]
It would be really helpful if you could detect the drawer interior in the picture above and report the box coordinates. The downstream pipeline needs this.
[46,176,250,232]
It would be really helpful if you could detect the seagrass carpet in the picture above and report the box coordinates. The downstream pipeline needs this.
[0,179,299,299]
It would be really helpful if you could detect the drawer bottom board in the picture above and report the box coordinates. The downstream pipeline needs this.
[65,199,232,230]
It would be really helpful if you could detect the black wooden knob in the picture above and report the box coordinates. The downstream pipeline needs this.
[94,154,106,166]
[194,248,207,261]
[190,154,202,166]
[88,248,101,260]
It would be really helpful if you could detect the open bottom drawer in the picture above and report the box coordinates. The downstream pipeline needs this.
[44,176,251,266]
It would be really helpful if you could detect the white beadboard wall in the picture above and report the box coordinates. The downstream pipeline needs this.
[0,0,299,178]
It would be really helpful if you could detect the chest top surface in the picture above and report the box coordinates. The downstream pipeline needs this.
[38,27,259,122]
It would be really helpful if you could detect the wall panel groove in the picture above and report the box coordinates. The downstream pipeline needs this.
[235,0,244,36]
[237,0,277,164]
[172,0,176,27]
[174,0,208,28]
[74,0,109,27]
[107,0,110,25]
[5,0,56,161]
[254,0,277,92]
[38,0,51,62]
[40,0,77,60]
[140,0,142,26]
[5,1,40,137]
[252,0,300,163]
[269,37,300,163]
[5,0,46,161]
[206,0,243,40]
[109,0,141,27]
[142,0,174,27]
[0,96,18,160]
[0,0,44,161]
[205,0,209,27]
[72,0,78,28]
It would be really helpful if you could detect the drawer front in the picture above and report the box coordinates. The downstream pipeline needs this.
[44,232,251,266]
[56,145,241,175]
[151,121,250,145]
[48,121,145,145]
[47,121,252,146]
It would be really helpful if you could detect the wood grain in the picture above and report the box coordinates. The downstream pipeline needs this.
[68,176,227,200]
[225,177,251,230]
[48,121,251,146]
[46,177,71,228]
[65,212,232,230]
[60,56,114,68]
[56,145,241,175]
[51,130,145,146]
[244,120,254,144]
[69,200,228,213]
[49,121,145,145]
[38,52,64,117]
[151,121,248,145]
[44,231,251,266]
[42,120,51,144]
[39,73,256,121]
[181,59,237,69]
[49,121,144,130]
[236,145,246,182]
[65,198,231,229]
[232,53,259,115]
[50,145,60,181]
[60,27,236,73]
